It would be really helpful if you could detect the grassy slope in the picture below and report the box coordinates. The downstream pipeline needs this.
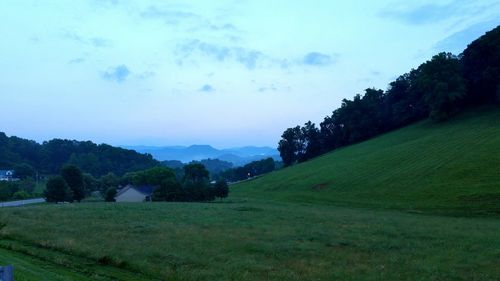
[233,106,500,214]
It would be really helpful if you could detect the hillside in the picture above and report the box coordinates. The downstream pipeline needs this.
[233,106,500,215]
[0,135,159,176]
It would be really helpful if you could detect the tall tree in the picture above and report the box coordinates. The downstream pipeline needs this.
[278,126,302,166]
[213,180,229,200]
[60,165,85,202]
[99,172,119,194]
[13,163,36,180]
[182,163,210,201]
[461,25,500,104]
[152,177,183,201]
[44,176,71,203]
[299,121,322,162]
[416,52,466,121]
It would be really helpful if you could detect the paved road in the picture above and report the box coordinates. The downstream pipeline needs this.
[0,198,45,208]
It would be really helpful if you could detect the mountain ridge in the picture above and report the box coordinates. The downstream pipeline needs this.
[122,145,280,166]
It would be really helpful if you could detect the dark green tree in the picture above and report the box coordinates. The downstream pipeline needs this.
[136,167,177,186]
[299,121,322,162]
[182,163,210,201]
[60,165,85,202]
[105,187,117,202]
[82,173,98,196]
[99,172,119,194]
[13,163,36,180]
[44,176,71,203]
[216,158,277,182]
[461,25,500,103]
[213,180,229,200]
[152,177,183,201]
[416,52,466,121]
[0,182,20,201]
[278,126,302,166]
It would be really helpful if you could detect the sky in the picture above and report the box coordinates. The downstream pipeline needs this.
[0,0,498,148]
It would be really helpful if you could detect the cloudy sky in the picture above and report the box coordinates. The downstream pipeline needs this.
[0,0,498,148]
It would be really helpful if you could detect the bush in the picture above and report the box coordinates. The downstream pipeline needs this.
[12,190,30,200]
[105,187,117,202]
[213,180,229,200]
[44,176,72,203]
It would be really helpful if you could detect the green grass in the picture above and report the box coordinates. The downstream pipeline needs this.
[0,246,146,281]
[0,107,499,280]
[234,106,500,215]
[1,202,500,281]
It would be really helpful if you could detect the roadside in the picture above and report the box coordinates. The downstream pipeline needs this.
[0,198,45,208]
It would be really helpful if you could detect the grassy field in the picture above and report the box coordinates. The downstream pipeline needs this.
[1,201,500,280]
[234,106,500,215]
[0,107,499,280]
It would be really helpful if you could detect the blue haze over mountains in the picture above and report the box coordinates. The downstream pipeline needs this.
[124,145,280,166]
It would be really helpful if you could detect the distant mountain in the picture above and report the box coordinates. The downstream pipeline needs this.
[123,145,280,166]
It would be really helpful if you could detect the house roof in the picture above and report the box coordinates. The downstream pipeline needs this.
[115,185,155,197]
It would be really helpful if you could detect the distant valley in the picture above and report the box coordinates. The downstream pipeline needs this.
[123,145,280,166]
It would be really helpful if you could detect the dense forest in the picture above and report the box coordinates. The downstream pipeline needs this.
[162,158,280,183]
[278,26,500,166]
[216,157,279,182]
[0,135,159,177]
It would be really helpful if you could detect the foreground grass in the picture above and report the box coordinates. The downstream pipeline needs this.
[0,247,147,281]
[234,106,500,215]
[1,201,500,280]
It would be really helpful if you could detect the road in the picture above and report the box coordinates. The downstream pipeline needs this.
[0,198,45,208]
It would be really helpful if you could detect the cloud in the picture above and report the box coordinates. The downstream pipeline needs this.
[258,84,277,93]
[380,3,457,25]
[141,6,200,25]
[234,48,263,70]
[197,41,231,61]
[434,20,500,54]
[209,23,237,32]
[177,40,339,70]
[102,65,130,82]
[379,1,499,25]
[199,84,214,92]
[62,31,111,48]
[68,58,85,64]
[302,52,336,66]
[90,37,111,48]
[177,40,265,69]
[137,71,155,79]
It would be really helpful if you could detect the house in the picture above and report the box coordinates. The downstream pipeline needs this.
[0,170,14,181]
[114,185,155,202]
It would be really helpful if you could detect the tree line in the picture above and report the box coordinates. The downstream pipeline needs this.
[44,164,229,203]
[215,157,279,182]
[0,136,159,177]
[162,157,281,183]
[278,26,500,166]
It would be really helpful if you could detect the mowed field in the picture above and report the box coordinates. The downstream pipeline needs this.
[0,107,499,280]
[1,202,500,281]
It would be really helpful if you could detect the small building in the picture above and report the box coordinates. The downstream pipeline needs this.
[0,170,14,181]
[114,185,155,202]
